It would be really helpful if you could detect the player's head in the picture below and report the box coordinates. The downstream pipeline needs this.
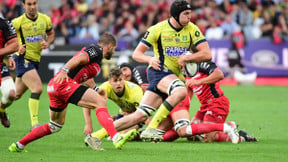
[119,63,134,82]
[109,67,125,95]
[22,0,38,18]
[98,32,117,60]
[170,0,192,26]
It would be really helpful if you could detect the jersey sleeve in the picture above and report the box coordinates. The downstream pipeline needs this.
[190,23,206,47]
[140,25,159,48]
[44,14,53,32]
[1,19,17,41]
[198,61,218,75]
[129,83,143,108]
[82,45,103,63]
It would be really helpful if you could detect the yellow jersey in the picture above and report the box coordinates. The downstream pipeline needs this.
[12,13,52,62]
[141,20,206,78]
[100,81,143,114]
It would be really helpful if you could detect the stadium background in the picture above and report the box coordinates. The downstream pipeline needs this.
[2,0,288,83]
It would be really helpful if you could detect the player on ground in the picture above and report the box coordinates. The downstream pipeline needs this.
[83,67,144,150]
[158,61,256,143]
[12,0,55,128]
[0,17,19,128]
[8,32,136,153]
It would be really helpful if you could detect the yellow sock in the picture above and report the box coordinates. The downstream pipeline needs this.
[29,98,39,127]
[147,102,171,129]
[91,128,109,139]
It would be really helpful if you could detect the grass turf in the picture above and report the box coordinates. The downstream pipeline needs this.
[1,85,287,162]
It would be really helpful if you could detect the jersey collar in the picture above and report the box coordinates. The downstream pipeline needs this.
[168,19,183,32]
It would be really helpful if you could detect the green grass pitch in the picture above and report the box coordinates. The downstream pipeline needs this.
[1,85,288,162]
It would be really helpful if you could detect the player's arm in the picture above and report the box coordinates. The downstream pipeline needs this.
[0,37,18,56]
[54,52,89,84]
[178,42,212,68]
[186,68,224,86]
[45,29,55,48]
[83,108,93,135]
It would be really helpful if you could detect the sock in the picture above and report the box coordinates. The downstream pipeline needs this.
[91,128,108,139]
[163,129,179,142]
[18,124,51,146]
[186,123,224,135]
[29,93,40,127]
[96,108,117,139]
[147,101,172,129]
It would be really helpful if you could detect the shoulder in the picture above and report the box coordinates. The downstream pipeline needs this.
[12,14,24,24]
[99,81,111,90]
[38,13,52,21]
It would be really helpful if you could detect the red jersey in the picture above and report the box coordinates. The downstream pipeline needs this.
[0,17,17,84]
[48,44,104,109]
[53,44,102,83]
[191,62,224,104]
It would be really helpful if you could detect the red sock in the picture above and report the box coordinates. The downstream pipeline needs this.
[96,108,117,138]
[191,123,223,135]
[163,129,179,142]
[19,124,52,146]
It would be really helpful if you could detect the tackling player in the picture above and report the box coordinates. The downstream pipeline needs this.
[12,0,55,128]
[8,32,136,152]
[158,61,256,143]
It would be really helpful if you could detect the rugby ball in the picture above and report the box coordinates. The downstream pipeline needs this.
[183,62,198,77]
[182,51,198,77]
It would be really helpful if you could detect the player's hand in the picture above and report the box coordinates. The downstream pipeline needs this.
[18,44,26,55]
[8,57,16,70]
[178,55,187,69]
[54,71,69,84]
[40,38,48,49]
[149,57,161,70]
[84,124,93,136]
[185,78,201,87]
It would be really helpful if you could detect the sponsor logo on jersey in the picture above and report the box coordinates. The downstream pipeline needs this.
[165,47,188,56]
[26,35,42,42]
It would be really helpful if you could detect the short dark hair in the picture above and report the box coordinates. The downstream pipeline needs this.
[98,32,117,46]
[109,67,122,78]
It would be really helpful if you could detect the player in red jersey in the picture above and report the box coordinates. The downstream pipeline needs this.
[0,17,19,128]
[8,32,136,152]
[159,61,257,143]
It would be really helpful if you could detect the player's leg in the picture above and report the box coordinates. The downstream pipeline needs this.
[21,69,43,128]
[76,87,136,149]
[0,76,16,128]
[145,75,187,130]
[8,109,66,152]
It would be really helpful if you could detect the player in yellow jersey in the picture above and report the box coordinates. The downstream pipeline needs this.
[12,0,55,128]
[83,67,144,150]
[131,0,214,141]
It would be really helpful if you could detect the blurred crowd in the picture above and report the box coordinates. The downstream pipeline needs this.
[0,0,287,46]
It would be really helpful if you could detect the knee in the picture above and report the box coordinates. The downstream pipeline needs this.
[49,120,63,133]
